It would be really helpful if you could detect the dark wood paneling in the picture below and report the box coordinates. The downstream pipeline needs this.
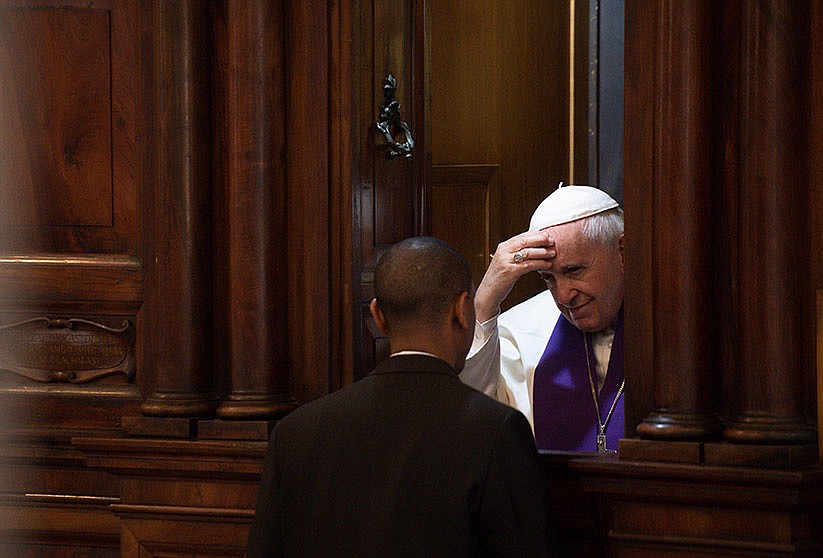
[369,2,417,251]
[0,497,120,551]
[572,458,823,557]
[635,0,724,441]
[329,0,355,390]
[0,7,112,227]
[0,0,138,255]
[285,0,333,402]
[599,1,823,555]
[139,0,217,418]
[432,164,497,289]
[0,0,144,419]
[819,291,823,462]
[0,2,144,555]
[0,256,142,304]
[117,509,249,558]
[725,0,815,445]
[430,0,570,311]
[5,1,823,557]
[0,427,125,557]
[215,0,293,420]
[352,0,428,380]
[622,0,656,438]
[75,436,264,558]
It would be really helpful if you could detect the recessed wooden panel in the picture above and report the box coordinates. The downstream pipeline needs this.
[609,500,791,548]
[118,511,251,558]
[432,164,497,289]
[0,493,120,556]
[0,0,137,255]
[0,6,112,227]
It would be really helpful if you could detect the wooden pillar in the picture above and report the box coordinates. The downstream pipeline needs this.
[636,0,724,441]
[141,0,218,417]
[215,0,294,420]
[724,0,816,445]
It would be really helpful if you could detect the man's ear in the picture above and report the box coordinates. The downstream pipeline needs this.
[369,298,390,336]
[453,291,473,331]
[618,233,625,266]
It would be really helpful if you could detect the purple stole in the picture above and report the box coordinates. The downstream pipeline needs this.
[532,308,624,452]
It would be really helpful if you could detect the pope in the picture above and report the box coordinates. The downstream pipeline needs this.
[459,184,625,453]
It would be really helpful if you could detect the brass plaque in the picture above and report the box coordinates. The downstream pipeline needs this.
[0,317,135,383]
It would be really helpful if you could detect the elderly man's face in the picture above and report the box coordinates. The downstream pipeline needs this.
[539,220,624,332]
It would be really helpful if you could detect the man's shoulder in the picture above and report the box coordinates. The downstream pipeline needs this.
[275,382,365,430]
[457,378,531,421]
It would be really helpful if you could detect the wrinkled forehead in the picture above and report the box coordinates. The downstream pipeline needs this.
[546,220,608,261]
[545,219,585,249]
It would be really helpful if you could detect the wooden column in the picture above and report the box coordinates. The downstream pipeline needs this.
[141,0,218,418]
[636,0,724,441]
[215,0,294,420]
[724,0,816,445]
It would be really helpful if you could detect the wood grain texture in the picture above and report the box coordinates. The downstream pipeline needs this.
[430,0,570,311]
[636,0,724,441]
[284,0,334,401]
[351,0,428,381]
[0,7,112,227]
[0,1,138,255]
[432,164,497,288]
[622,0,657,440]
[140,0,217,418]
[725,0,815,444]
[571,457,823,557]
[215,0,293,420]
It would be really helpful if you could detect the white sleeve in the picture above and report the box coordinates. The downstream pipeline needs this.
[460,292,554,430]
[460,318,520,411]
[498,327,533,425]
[459,318,502,398]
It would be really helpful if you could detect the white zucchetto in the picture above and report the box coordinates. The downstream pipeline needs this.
[528,184,619,231]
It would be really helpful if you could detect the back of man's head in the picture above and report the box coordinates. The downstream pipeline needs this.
[374,236,473,332]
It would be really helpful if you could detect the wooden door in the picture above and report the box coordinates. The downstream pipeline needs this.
[429,1,582,310]
[350,0,430,381]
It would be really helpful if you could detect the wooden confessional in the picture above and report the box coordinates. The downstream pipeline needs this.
[0,1,821,556]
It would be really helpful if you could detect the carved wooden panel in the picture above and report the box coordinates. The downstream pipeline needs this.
[575,458,823,557]
[0,317,135,384]
[0,2,143,549]
[0,0,142,392]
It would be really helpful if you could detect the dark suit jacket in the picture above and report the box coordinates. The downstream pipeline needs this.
[246,354,550,558]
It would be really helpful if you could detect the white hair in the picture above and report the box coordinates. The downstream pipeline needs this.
[580,207,624,245]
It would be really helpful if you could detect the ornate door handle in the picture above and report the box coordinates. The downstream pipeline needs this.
[376,73,414,159]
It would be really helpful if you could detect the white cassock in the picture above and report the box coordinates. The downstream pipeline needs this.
[460,289,614,431]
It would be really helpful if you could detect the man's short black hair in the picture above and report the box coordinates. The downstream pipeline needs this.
[374,237,473,328]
